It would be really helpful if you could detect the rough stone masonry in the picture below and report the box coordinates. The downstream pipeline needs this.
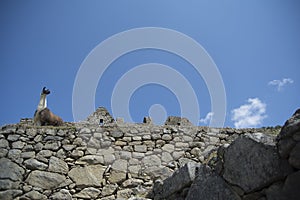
[0,107,299,200]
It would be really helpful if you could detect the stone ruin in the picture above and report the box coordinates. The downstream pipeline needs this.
[84,107,115,125]
[0,107,299,200]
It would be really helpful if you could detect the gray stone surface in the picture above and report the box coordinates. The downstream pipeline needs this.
[26,170,66,189]
[223,136,292,193]
[48,156,69,174]
[37,149,53,157]
[76,155,104,165]
[161,152,173,163]
[50,189,72,200]
[265,182,284,200]
[68,165,105,188]
[0,189,23,200]
[288,142,300,169]
[103,154,115,165]
[134,145,147,153]
[0,148,8,157]
[112,159,128,172]
[0,179,20,190]
[117,188,132,198]
[108,169,127,184]
[21,151,35,158]
[85,107,115,124]
[281,170,300,200]
[12,141,25,149]
[0,139,9,148]
[186,165,240,200]
[7,134,20,142]
[73,187,101,199]
[111,129,124,138]
[24,158,48,170]
[0,158,24,181]
[245,132,276,145]
[277,137,296,158]
[156,162,200,198]
[161,144,175,153]
[278,109,300,139]
[21,190,47,200]
[102,184,118,197]
[164,116,193,126]
[142,155,161,167]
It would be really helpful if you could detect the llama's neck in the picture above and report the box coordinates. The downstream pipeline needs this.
[37,94,47,110]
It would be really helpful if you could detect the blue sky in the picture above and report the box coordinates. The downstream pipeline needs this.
[1,1,299,128]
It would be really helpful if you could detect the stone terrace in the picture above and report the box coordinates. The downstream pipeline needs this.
[0,107,282,199]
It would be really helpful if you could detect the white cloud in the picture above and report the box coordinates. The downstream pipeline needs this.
[231,98,267,128]
[199,112,214,124]
[268,78,293,91]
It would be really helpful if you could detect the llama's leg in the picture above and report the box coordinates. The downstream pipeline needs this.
[33,110,41,126]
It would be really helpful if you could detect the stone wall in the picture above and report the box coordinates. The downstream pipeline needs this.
[0,107,297,200]
[153,109,300,200]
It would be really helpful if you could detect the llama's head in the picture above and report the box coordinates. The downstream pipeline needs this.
[42,87,50,95]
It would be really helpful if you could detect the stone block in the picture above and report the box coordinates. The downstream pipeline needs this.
[101,184,118,197]
[281,170,300,199]
[172,151,184,160]
[48,156,69,174]
[162,134,172,141]
[50,189,72,200]
[104,154,115,165]
[21,190,47,200]
[162,144,175,153]
[0,179,20,190]
[0,158,24,181]
[7,149,22,161]
[111,129,124,138]
[120,151,132,160]
[73,187,101,199]
[21,151,35,159]
[132,152,145,159]
[26,170,66,190]
[112,159,128,172]
[142,155,161,167]
[12,141,25,149]
[24,158,48,170]
[128,165,141,178]
[223,136,293,193]
[37,149,53,158]
[288,142,300,169]
[108,170,127,184]
[277,137,296,158]
[76,155,104,165]
[155,162,200,198]
[68,165,105,188]
[186,165,240,200]
[0,190,23,200]
[7,134,20,142]
[134,145,147,153]
[161,152,173,163]
[0,139,9,148]
[0,148,8,157]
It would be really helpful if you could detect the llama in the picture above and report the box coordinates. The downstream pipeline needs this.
[33,87,63,126]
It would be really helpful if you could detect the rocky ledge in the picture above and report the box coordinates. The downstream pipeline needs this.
[0,107,299,200]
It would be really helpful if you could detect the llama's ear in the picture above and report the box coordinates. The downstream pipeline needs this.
[42,87,50,95]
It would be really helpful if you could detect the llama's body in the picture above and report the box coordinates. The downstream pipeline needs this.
[34,108,63,126]
[33,87,63,126]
